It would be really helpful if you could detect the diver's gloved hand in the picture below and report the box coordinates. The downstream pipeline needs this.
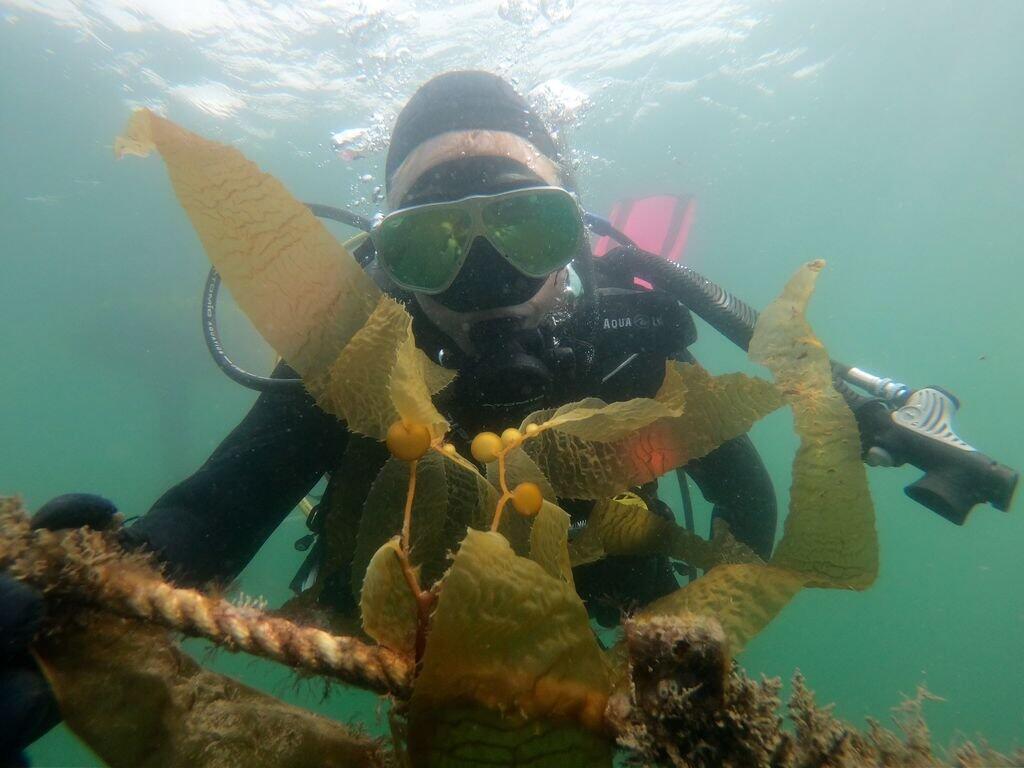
[0,493,118,766]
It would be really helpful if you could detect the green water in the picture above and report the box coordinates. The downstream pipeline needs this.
[1,1,1021,764]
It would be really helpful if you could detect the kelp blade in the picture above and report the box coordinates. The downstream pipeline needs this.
[36,613,386,768]
[115,108,379,378]
[316,294,453,439]
[419,707,611,768]
[488,446,557,502]
[116,109,451,439]
[633,261,878,656]
[530,395,683,441]
[360,538,418,656]
[528,500,575,586]
[640,563,805,653]
[410,530,611,766]
[351,453,451,599]
[523,364,783,499]
[440,453,500,548]
[569,493,760,572]
[751,260,878,589]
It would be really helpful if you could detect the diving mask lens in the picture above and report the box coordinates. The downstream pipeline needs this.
[374,187,583,294]
[482,189,584,277]
[374,206,473,293]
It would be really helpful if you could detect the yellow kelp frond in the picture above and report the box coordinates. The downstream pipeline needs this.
[653,357,688,410]
[525,433,637,500]
[640,564,805,654]
[410,530,611,764]
[351,454,451,599]
[360,538,419,656]
[633,261,878,657]
[752,260,878,589]
[116,109,378,376]
[523,365,782,499]
[520,357,697,442]
[36,613,388,768]
[415,707,612,768]
[666,364,785,463]
[315,295,452,439]
[709,518,767,567]
[569,493,761,572]
[529,501,575,586]
[117,109,451,441]
[526,396,683,441]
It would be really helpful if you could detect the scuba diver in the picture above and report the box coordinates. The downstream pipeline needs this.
[138,70,781,618]
[1,71,1016,764]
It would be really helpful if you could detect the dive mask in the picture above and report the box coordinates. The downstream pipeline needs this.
[371,186,585,294]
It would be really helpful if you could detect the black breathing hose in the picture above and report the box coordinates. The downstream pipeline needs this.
[600,247,760,352]
[304,203,373,233]
[202,267,304,391]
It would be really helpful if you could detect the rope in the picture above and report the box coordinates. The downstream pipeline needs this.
[0,499,413,698]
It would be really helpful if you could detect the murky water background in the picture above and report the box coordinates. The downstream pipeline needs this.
[1,1,1021,763]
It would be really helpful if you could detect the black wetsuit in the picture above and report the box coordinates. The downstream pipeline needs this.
[124,273,777,624]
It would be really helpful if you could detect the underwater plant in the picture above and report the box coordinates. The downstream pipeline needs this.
[2,111,1019,768]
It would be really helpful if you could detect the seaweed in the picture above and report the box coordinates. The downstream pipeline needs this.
[749,260,878,590]
[351,453,453,599]
[3,111,1015,767]
[114,109,453,442]
[360,538,419,658]
[113,111,379,383]
[35,612,390,768]
[407,530,612,764]
[568,492,761,572]
[9,502,1015,768]
[521,364,784,499]
[633,261,878,654]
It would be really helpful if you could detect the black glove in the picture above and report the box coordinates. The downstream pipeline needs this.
[0,494,117,766]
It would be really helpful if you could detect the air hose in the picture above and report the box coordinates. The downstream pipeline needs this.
[597,246,873,401]
[599,247,760,352]
[202,268,303,391]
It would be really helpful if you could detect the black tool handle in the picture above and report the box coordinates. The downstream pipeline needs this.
[852,399,1018,524]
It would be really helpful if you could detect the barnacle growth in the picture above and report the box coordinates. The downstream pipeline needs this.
[3,110,1017,767]
[609,612,1024,768]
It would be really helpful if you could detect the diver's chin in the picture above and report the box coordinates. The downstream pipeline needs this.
[414,269,567,356]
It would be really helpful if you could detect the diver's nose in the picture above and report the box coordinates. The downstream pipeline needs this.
[432,236,545,312]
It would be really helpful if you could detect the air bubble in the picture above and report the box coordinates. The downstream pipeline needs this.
[540,0,574,23]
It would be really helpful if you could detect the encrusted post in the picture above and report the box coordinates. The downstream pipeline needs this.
[606,612,784,767]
